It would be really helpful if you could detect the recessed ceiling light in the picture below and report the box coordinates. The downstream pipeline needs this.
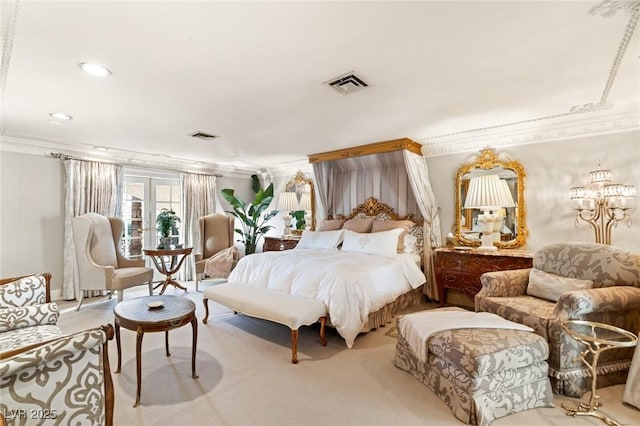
[79,62,112,77]
[49,112,73,120]
[94,146,108,151]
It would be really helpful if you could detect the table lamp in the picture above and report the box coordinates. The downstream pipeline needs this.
[277,192,298,236]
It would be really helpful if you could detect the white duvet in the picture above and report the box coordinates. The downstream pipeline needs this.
[227,248,426,347]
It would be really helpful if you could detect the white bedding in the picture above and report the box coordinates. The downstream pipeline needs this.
[227,248,426,347]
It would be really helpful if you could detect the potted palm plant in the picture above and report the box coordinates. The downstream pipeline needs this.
[156,208,180,249]
[222,174,277,255]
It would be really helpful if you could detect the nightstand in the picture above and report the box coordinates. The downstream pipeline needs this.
[263,236,300,252]
[435,247,533,307]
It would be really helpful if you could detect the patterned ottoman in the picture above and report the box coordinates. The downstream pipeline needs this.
[394,308,554,426]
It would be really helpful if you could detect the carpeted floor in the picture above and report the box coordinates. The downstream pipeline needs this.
[56,283,640,426]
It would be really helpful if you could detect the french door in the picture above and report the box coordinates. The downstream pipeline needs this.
[121,172,181,260]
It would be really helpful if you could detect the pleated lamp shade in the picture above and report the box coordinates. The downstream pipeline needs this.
[277,192,298,212]
[464,174,514,210]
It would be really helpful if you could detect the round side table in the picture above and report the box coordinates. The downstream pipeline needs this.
[561,320,638,426]
[114,295,198,407]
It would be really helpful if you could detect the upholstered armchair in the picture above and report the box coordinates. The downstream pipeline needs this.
[1,325,114,426]
[0,273,61,353]
[194,213,237,291]
[475,242,640,397]
[73,213,154,310]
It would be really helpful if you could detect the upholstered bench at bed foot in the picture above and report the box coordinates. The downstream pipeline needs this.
[203,283,327,363]
[394,308,554,426]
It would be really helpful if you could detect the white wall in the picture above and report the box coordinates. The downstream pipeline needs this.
[0,151,65,293]
[427,130,640,253]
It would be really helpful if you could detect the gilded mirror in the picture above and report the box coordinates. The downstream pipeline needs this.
[455,149,527,249]
[285,171,316,231]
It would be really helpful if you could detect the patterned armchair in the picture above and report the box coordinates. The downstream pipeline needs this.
[0,273,61,353]
[475,242,640,397]
[0,273,114,425]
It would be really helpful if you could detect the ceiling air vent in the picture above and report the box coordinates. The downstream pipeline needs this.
[324,72,369,94]
[190,131,219,140]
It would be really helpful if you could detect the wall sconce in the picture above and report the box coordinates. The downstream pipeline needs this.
[277,192,298,236]
[464,174,516,251]
[570,165,635,245]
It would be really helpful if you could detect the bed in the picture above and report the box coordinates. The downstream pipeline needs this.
[227,198,426,347]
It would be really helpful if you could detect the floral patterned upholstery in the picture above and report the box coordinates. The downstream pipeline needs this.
[1,325,114,426]
[0,273,115,425]
[395,318,553,426]
[475,242,640,397]
[0,273,63,352]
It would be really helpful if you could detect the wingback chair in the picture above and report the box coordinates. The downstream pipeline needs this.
[194,213,236,291]
[475,242,640,397]
[72,213,154,310]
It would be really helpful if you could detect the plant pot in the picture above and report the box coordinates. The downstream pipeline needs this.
[158,236,173,249]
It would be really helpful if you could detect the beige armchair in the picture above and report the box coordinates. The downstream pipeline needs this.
[475,242,640,397]
[194,213,237,291]
[73,213,154,310]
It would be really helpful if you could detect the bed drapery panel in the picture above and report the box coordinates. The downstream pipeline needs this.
[63,159,123,300]
[180,172,218,281]
[402,150,442,300]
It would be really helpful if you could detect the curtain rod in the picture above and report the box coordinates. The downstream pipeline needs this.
[50,152,223,178]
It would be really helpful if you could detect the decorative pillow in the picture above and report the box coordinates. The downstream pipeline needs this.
[371,219,414,252]
[0,274,48,307]
[341,228,403,258]
[342,217,375,233]
[317,219,345,231]
[0,303,59,332]
[403,233,419,254]
[295,230,344,250]
[526,268,594,302]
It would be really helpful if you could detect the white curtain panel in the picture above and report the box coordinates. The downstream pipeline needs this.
[62,159,123,300]
[403,150,443,301]
[180,173,217,280]
[312,161,334,219]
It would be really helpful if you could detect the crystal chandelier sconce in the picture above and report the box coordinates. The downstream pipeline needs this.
[570,165,635,245]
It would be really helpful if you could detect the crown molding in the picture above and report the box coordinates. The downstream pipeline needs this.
[420,110,639,157]
[0,133,258,178]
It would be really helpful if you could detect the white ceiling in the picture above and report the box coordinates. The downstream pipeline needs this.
[1,1,638,174]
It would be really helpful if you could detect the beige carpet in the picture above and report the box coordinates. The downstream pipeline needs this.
[57,284,640,426]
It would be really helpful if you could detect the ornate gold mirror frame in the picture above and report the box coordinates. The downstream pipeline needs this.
[285,171,316,231]
[455,149,527,249]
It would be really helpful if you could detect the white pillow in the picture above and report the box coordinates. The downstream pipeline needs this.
[295,230,344,250]
[341,228,403,258]
[526,268,594,302]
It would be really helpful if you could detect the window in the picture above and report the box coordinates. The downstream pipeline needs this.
[121,169,181,258]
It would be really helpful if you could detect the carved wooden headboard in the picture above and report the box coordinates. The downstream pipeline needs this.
[330,197,424,259]
[333,197,423,226]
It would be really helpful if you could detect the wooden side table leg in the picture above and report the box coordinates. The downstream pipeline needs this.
[115,321,122,374]
[165,330,170,357]
[191,315,199,379]
[134,326,144,407]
